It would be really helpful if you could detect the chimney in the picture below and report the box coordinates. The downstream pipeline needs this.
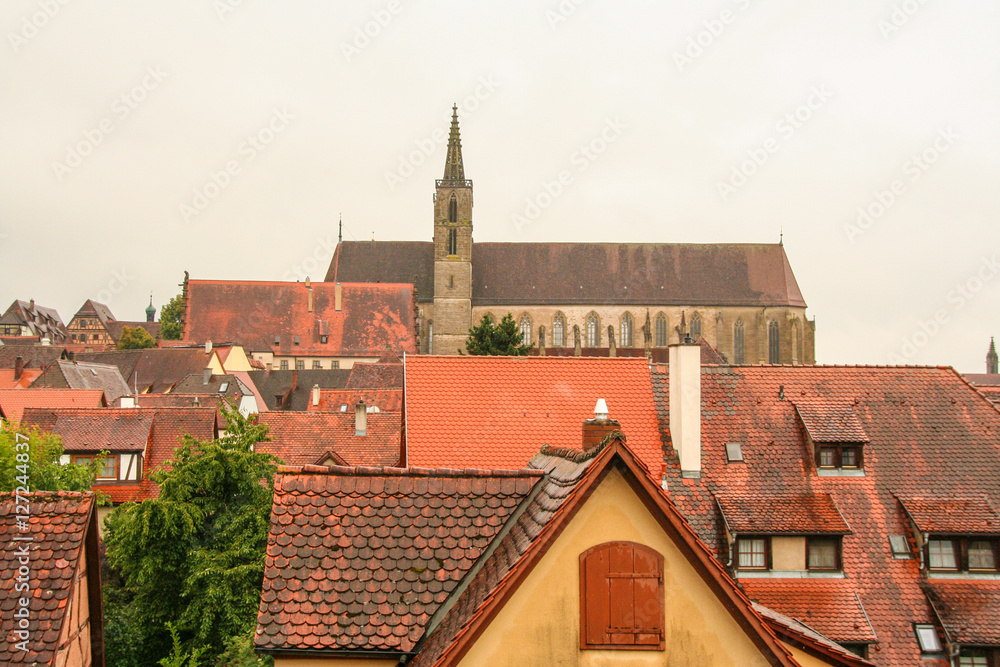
[582,399,621,449]
[40,337,51,346]
[335,282,342,312]
[355,399,367,436]
[669,340,702,478]
[205,340,213,354]
[29,299,34,311]
[311,383,320,407]
[203,368,212,385]
[306,278,314,313]
[14,356,24,381]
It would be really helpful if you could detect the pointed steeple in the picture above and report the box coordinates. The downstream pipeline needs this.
[441,104,466,183]
[988,337,998,374]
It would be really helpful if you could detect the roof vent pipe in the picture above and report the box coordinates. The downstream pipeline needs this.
[594,398,608,421]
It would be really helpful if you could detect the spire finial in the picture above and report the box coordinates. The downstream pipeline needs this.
[338,214,342,245]
[779,227,784,246]
[988,336,998,374]
[441,103,466,182]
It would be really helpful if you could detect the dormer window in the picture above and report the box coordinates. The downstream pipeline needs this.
[807,537,841,570]
[817,444,862,470]
[927,537,998,572]
[795,403,869,476]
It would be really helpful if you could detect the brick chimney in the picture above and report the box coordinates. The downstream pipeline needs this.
[14,356,24,381]
[582,399,620,449]
[669,339,702,478]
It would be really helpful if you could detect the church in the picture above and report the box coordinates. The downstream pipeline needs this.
[326,107,816,364]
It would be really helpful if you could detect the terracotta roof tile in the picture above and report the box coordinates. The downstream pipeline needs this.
[925,580,1000,645]
[254,465,543,653]
[898,495,1000,535]
[717,492,851,534]
[0,491,94,665]
[795,402,870,443]
[0,389,106,423]
[182,280,418,358]
[404,356,663,474]
[651,365,1000,666]
[258,412,402,467]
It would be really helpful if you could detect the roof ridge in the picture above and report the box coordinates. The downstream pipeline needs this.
[538,430,623,462]
[277,464,545,478]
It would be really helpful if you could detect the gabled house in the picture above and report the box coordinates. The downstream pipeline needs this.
[255,427,863,666]
[0,491,105,666]
[65,299,160,352]
[21,407,217,517]
[179,277,418,370]
[650,344,1000,665]
[72,347,223,394]
[0,299,67,344]
[172,371,262,415]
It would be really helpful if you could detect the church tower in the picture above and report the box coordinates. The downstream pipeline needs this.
[431,105,474,355]
[988,337,998,374]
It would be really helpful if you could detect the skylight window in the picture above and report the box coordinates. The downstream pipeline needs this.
[889,535,911,559]
[218,382,229,393]
[725,443,744,463]
[915,624,943,653]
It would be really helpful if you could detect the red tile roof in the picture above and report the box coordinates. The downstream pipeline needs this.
[897,495,1000,535]
[181,280,418,358]
[717,492,851,534]
[0,388,106,423]
[255,465,543,654]
[795,402,870,443]
[0,491,103,666]
[257,412,402,467]
[926,580,1000,645]
[0,368,42,388]
[309,388,402,413]
[21,407,217,503]
[651,364,1000,666]
[754,602,876,667]
[404,356,664,473]
[740,580,878,644]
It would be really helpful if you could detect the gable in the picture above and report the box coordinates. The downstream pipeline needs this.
[456,467,781,666]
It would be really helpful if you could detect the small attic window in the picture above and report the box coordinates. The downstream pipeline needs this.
[340,404,348,412]
[218,382,229,393]
[294,335,300,346]
[725,443,744,463]
[273,335,280,345]
[320,335,328,344]
[889,535,911,559]
[915,624,943,653]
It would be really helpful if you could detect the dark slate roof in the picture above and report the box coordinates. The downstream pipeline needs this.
[32,360,131,402]
[327,241,807,308]
[326,241,435,302]
[254,465,543,654]
[172,373,254,404]
[248,369,352,411]
[72,299,116,324]
[0,491,100,666]
[74,348,210,393]
[0,344,67,369]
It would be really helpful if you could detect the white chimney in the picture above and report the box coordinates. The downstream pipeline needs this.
[311,384,320,407]
[594,398,609,421]
[205,340,213,354]
[668,341,702,478]
[335,283,343,312]
[355,399,367,436]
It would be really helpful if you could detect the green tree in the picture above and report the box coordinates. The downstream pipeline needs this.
[0,425,103,493]
[159,293,185,340]
[118,325,158,350]
[465,313,534,356]
[103,404,278,666]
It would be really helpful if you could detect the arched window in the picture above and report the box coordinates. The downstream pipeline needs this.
[519,314,531,346]
[580,542,664,650]
[734,320,745,364]
[586,313,600,347]
[448,193,458,223]
[690,312,702,339]
[654,314,667,347]
[620,312,633,347]
[447,228,458,256]
[768,321,780,363]
[553,313,565,347]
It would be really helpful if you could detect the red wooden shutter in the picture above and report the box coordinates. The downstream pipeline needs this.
[580,542,664,650]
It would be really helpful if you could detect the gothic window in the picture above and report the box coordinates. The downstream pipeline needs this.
[427,321,433,354]
[580,542,664,650]
[448,193,458,223]
[448,228,458,256]
[690,312,702,339]
[734,320,745,364]
[519,315,531,346]
[654,314,667,347]
[620,312,634,347]
[586,313,600,347]
[553,313,565,347]
[768,321,780,363]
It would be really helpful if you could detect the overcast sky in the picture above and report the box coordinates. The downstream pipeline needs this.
[1,1,998,372]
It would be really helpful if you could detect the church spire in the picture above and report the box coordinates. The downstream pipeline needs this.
[441,104,466,182]
[988,337,998,374]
